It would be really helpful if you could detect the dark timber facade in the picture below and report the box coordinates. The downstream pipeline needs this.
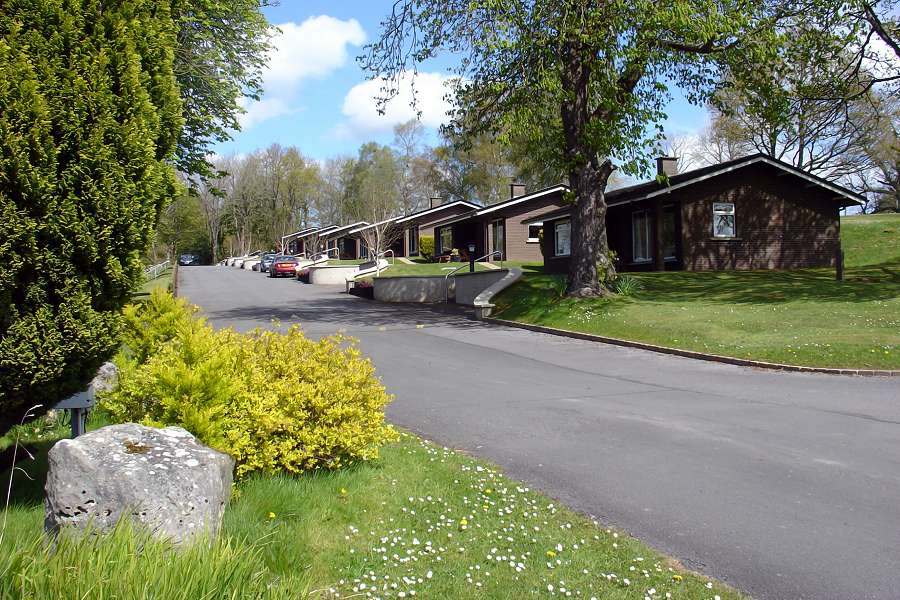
[528,155,862,274]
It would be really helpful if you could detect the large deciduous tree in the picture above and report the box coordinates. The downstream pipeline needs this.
[712,26,879,179]
[363,0,839,295]
[170,0,272,179]
[0,0,182,432]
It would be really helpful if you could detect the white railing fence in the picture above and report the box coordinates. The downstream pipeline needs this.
[144,260,170,280]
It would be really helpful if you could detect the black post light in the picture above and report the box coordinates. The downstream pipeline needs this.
[468,244,476,273]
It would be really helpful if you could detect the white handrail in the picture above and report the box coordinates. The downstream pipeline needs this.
[444,250,502,302]
[144,260,170,280]
[375,250,395,276]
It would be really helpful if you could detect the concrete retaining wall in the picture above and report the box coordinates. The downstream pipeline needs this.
[454,270,511,305]
[308,265,359,285]
[373,276,450,303]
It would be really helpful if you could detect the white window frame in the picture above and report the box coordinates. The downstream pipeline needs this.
[712,202,736,238]
[554,220,571,257]
[526,222,543,243]
[632,210,652,263]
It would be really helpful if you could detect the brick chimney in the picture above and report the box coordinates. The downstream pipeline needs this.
[656,156,679,178]
[430,195,443,208]
[509,182,526,198]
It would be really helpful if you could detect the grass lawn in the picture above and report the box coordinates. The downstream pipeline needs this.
[329,259,369,266]
[134,266,173,299]
[373,261,496,277]
[493,214,900,369]
[1,422,740,600]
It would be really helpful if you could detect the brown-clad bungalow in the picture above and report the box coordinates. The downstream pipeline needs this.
[316,222,369,259]
[430,183,570,261]
[281,226,321,255]
[433,154,862,271]
[347,199,479,259]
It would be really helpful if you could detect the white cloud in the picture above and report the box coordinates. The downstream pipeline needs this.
[239,97,299,130]
[238,15,366,129]
[340,71,457,135]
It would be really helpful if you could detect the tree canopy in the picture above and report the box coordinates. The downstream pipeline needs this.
[170,0,273,179]
[363,0,851,294]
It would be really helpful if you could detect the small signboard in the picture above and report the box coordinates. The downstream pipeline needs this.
[54,389,95,410]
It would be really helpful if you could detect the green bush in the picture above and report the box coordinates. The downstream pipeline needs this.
[419,235,435,260]
[102,290,397,477]
[0,0,183,434]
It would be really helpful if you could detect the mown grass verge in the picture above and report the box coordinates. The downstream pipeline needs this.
[493,215,900,370]
[134,266,173,299]
[2,425,740,600]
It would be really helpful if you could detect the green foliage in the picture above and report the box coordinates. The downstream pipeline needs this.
[612,274,644,297]
[597,250,619,287]
[0,518,299,599]
[0,0,182,434]
[419,235,436,260]
[119,289,198,365]
[170,0,273,179]
[102,291,398,477]
[154,192,212,263]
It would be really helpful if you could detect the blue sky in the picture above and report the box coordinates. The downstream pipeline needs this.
[213,2,710,162]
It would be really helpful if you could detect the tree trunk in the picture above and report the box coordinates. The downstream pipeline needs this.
[559,41,616,297]
[566,157,615,295]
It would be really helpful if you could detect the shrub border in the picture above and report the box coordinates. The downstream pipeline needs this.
[483,317,900,377]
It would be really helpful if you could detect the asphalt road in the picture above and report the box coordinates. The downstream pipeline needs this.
[180,266,900,600]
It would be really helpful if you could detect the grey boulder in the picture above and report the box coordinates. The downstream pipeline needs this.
[45,423,234,544]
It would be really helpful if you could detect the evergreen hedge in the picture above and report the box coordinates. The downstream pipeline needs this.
[0,0,182,433]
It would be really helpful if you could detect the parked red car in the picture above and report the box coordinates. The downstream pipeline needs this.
[269,256,298,278]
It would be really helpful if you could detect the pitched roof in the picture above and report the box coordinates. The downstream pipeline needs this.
[317,221,369,239]
[394,200,480,223]
[430,185,569,228]
[281,226,320,242]
[301,225,338,238]
[522,154,863,224]
[347,217,401,235]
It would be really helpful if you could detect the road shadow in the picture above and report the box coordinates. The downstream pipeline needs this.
[206,292,486,331]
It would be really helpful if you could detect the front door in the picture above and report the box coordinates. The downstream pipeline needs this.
[491,220,505,260]
[662,204,677,261]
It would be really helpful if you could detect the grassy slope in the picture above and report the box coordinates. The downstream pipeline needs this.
[1,425,740,600]
[494,214,900,369]
[134,266,173,299]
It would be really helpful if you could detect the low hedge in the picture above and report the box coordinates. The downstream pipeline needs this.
[102,290,397,477]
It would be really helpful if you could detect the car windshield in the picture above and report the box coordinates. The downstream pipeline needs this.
[276,258,297,264]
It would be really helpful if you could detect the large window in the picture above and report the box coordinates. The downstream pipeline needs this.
[527,223,542,243]
[408,227,419,255]
[491,220,505,259]
[439,226,453,254]
[554,221,571,256]
[632,210,651,262]
[713,202,736,238]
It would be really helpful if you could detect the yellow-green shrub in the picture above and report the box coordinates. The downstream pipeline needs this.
[121,288,198,364]
[103,293,397,477]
